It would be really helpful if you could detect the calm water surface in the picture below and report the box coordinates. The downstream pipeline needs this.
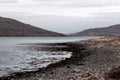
[0,37,100,77]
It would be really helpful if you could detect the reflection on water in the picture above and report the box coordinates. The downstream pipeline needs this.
[0,37,100,77]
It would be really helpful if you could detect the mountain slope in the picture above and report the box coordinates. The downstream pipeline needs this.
[70,24,120,36]
[0,17,65,37]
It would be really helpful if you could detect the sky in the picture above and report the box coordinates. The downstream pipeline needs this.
[0,0,120,34]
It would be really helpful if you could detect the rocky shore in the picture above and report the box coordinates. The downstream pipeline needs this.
[0,36,120,80]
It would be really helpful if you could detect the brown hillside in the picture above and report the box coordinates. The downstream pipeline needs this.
[0,17,65,37]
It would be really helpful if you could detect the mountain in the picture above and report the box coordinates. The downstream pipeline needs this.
[0,17,65,37]
[70,24,120,36]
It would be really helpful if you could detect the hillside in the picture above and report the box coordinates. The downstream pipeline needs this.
[70,24,120,36]
[0,17,65,37]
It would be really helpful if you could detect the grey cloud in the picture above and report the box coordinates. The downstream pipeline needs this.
[1,12,119,34]
[0,0,17,3]
[0,0,120,34]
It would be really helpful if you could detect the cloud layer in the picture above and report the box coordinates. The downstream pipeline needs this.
[0,0,120,33]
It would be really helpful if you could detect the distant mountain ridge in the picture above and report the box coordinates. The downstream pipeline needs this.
[70,24,120,36]
[0,17,65,37]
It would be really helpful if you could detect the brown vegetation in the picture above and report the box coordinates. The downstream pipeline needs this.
[70,24,120,36]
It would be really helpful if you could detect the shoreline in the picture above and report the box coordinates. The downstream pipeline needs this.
[0,42,93,80]
[0,36,120,80]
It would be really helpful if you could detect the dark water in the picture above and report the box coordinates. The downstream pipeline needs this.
[0,37,100,77]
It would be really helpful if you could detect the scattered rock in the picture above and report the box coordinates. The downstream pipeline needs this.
[74,69,81,73]
[67,66,71,68]
[33,78,39,80]
[104,67,120,79]
[82,73,92,77]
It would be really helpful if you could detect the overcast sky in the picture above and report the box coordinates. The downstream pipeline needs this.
[0,0,120,34]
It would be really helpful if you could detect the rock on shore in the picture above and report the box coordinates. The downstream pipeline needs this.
[67,36,120,80]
